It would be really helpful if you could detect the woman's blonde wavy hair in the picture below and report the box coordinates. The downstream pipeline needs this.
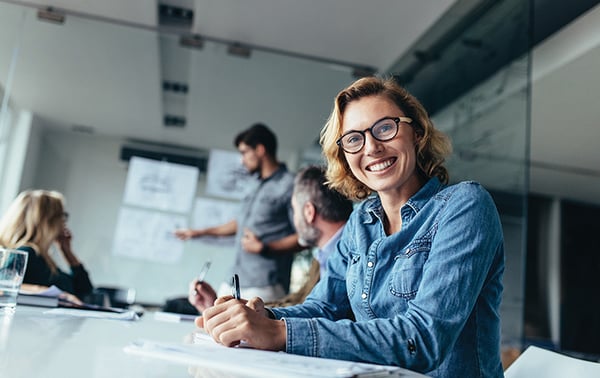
[320,76,452,201]
[0,190,65,273]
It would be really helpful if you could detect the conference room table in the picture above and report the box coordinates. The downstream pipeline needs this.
[1,305,208,378]
[0,304,425,378]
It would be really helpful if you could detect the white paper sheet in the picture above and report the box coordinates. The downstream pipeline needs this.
[153,311,197,323]
[123,156,198,213]
[205,149,254,200]
[112,207,186,263]
[124,338,424,377]
[191,197,240,246]
[504,346,600,377]
[19,284,63,297]
[45,308,139,321]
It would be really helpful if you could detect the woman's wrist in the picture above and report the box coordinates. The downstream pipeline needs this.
[62,250,81,267]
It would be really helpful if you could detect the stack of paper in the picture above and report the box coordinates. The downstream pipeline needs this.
[124,338,427,377]
[45,308,139,321]
[18,284,139,320]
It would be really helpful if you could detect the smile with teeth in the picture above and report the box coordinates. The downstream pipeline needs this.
[366,157,396,172]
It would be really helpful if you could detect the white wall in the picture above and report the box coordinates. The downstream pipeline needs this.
[0,109,32,215]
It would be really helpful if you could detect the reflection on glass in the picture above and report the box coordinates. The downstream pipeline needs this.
[0,2,356,305]
[386,0,531,358]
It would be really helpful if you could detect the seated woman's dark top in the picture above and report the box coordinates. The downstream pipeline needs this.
[19,246,93,299]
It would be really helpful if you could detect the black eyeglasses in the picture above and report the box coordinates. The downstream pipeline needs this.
[336,116,413,154]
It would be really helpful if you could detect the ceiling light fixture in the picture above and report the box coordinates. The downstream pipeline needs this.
[158,3,193,29]
[227,43,252,58]
[179,34,204,49]
[37,7,65,24]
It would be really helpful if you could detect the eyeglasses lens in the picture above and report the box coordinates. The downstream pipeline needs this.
[340,118,399,153]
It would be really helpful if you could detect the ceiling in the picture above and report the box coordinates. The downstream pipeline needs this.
[0,0,458,160]
[10,0,458,72]
[1,0,600,205]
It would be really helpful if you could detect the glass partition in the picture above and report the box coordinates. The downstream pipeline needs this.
[0,2,356,304]
[433,55,530,348]
[388,0,532,355]
[2,1,531,341]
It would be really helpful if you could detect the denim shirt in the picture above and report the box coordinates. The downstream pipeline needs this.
[271,178,504,377]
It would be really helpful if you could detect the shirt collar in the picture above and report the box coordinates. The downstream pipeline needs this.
[360,177,443,224]
[319,226,344,255]
[260,163,287,182]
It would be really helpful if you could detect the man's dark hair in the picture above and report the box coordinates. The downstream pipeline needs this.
[294,165,353,223]
[234,123,277,158]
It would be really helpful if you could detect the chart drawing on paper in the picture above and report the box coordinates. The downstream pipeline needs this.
[192,197,240,247]
[123,156,198,213]
[112,207,187,263]
[205,149,254,200]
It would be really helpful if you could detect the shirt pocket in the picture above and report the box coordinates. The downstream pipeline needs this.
[389,238,431,300]
[253,194,287,225]
[345,253,361,298]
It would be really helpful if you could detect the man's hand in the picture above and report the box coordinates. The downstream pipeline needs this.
[188,279,217,313]
[241,228,263,254]
[174,228,199,240]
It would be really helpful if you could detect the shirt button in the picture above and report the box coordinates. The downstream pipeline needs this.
[405,248,411,254]
[361,293,367,299]
[367,261,374,267]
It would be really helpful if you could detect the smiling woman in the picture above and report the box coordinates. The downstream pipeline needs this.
[197,77,505,378]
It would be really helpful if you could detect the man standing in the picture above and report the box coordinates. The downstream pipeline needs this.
[175,123,301,301]
[188,165,354,312]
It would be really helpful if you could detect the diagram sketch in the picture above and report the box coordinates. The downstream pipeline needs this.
[112,207,187,263]
[123,156,198,213]
[192,197,240,247]
[205,149,254,200]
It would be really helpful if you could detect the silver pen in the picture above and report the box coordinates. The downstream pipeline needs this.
[193,261,212,295]
[197,261,212,283]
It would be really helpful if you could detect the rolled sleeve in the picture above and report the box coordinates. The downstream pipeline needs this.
[283,317,319,357]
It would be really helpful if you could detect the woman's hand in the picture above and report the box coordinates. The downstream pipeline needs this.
[58,292,83,305]
[196,296,286,351]
[56,226,81,267]
[56,226,72,252]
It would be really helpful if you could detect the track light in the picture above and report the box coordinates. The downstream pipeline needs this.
[227,43,252,58]
[179,34,204,49]
[37,7,65,24]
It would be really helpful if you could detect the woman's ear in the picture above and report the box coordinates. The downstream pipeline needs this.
[414,134,421,146]
[414,127,424,145]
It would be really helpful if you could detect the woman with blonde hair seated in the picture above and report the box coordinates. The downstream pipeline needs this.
[0,190,93,301]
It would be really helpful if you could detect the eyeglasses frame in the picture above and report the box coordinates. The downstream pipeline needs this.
[336,116,413,154]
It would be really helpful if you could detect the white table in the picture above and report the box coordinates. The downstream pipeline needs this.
[0,305,425,378]
[0,305,217,378]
